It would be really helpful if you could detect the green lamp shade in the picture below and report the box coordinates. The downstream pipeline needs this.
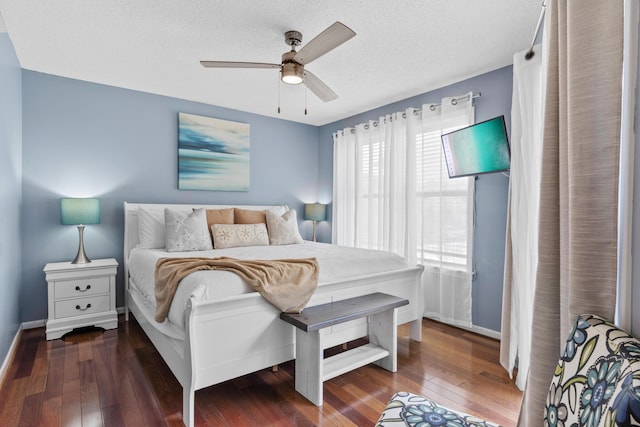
[304,203,327,222]
[60,198,101,225]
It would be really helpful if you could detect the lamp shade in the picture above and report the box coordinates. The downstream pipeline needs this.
[60,198,101,225]
[304,203,327,222]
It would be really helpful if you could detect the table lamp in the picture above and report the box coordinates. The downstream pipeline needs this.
[60,198,101,264]
[303,203,327,242]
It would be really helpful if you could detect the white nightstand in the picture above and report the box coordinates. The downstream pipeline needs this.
[43,258,118,340]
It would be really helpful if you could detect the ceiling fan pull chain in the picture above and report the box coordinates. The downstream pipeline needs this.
[277,72,281,114]
[304,84,308,115]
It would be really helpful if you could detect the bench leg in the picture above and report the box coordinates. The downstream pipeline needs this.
[370,309,398,372]
[295,329,323,406]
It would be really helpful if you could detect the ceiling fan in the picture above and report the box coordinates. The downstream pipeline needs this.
[200,21,356,103]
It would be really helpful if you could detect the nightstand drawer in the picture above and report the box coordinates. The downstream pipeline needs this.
[54,295,110,319]
[54,277,109,299]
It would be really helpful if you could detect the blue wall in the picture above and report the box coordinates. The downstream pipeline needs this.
[0,33,22,363]
[318,66,513,333]
[21,71,320,322]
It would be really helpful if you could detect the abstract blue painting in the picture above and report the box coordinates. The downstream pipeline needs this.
[178,112,250,191]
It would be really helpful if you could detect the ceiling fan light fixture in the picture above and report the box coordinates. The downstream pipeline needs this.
[281,62,304,85]
[201,22,356,102]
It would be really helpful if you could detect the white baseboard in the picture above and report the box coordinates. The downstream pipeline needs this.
[21,319,45,330]
[444,323,501,340]
[423,316,501,340]
[468,324,501,340]
[0,326,22,389]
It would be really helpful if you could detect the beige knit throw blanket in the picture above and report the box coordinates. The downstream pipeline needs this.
[154,256,319,322]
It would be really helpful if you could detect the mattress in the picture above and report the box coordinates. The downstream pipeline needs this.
[128,241,410,329]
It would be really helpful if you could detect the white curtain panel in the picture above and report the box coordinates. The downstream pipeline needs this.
[502,45,546,391]
[333,93,475,327]
[420,96,475,328]
[332,126,357,247]
[333,111,413,260]
[616,0,638,330]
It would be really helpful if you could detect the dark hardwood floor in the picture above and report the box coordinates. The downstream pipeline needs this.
[0,316,522,426]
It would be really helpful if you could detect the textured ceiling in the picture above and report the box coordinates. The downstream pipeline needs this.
[0,1,541,126]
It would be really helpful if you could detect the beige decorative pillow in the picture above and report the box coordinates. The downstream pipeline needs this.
[164,208,213,252]
[234,208,267,225]
[203,208,234,244]
[211,223,269,249]
[266,209,304,245]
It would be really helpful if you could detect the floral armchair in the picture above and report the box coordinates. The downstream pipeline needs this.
[545,314,640,427]
[376,314,640,427]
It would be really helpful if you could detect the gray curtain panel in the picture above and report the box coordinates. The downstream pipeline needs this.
[517,1,623,425]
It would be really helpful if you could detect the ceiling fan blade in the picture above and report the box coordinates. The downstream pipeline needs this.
[293,21,356,65]
[304,71,338,102]
[200,61,281,69]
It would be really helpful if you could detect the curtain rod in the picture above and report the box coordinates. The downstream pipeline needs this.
[428,92,481,110]
[525,1,546,60]
[336,92,481,134]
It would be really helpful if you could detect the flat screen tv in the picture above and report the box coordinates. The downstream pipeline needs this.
[441,115,510,178]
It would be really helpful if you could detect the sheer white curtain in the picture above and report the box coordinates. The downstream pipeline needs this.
[500,45,546,391]
[616,0,638,331]
[332,111,414,261]
[333,93,475,327]
[419,97,475,328]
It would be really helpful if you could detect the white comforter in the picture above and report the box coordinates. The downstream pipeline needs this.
[128,241,409,329]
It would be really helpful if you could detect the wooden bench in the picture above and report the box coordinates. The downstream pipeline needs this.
[280,292,409,405]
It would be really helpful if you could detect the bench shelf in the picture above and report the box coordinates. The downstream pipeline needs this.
[324,343,390,381]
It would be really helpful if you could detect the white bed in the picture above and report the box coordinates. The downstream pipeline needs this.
[123,202,424,427]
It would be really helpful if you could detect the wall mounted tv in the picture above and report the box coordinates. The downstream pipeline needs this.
[441,115,510,178]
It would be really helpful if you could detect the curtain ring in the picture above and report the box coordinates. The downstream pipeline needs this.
[451,98,458,106]
[429,105,437,111]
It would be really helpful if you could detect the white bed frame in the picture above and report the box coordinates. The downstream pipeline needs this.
[123,202,423,427]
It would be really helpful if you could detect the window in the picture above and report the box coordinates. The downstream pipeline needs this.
[416,128,471,270]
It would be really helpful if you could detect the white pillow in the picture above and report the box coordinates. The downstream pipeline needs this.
[269,205,289,216]
[165,208,213,252]
[211,223,269,249]
[266,209,304,245]
[137,207,166,249]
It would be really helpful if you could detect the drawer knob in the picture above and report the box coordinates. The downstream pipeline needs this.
[75,285,91,292]
[75,303,92,311]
